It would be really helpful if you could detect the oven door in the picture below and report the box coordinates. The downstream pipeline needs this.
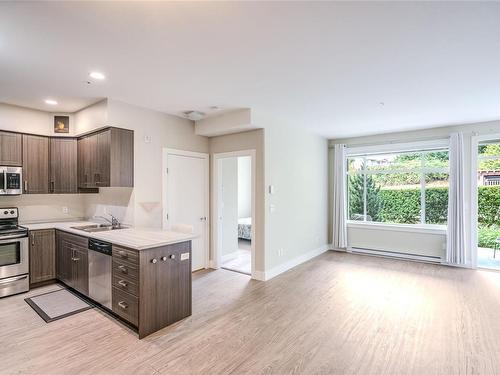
[0,166,22,195]
[0,236,28,279]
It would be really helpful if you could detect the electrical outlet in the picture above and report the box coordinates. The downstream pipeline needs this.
[278,248,284,256]
[62,206,69,214]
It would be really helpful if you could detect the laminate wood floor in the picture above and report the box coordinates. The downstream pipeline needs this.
[2,251,500,375]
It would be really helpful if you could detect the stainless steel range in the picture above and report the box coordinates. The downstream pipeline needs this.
[0,208,29,298]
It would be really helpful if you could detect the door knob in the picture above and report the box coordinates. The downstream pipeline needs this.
[200,217,207,221]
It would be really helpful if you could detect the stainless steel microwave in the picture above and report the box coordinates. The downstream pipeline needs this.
[0,167,22,195]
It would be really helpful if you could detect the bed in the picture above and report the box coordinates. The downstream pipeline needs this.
[238,217,252,240]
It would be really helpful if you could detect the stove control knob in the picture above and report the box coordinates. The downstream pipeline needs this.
[3,211,7,215]
[10,210,14,214]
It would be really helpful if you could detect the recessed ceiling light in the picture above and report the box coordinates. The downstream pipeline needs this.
[45,99,58,105]
[89,71,105,80]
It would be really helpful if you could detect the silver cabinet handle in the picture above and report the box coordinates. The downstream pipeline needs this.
[24,180,28,193]
[151,258,158,264]
[118,301,128,309]
[71,257,80,262]
[169,254,176,260]
[118,250,127,258]
[118,265,127,272]
[161,256,167,261]
[118,280,128,287]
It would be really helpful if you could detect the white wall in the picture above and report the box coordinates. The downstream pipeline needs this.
[238,156,251,219]
[220,158,239,256]
[0,102,75,136]
[330,119,500,265]
[77,99,209,228]
[262,118,329,275]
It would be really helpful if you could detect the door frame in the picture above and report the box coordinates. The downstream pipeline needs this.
[163,148,210,270]
[212,149,256,278]
[470,132,500,269]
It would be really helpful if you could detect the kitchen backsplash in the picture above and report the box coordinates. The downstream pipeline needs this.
[1,194,86,224]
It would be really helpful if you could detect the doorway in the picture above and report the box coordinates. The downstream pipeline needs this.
[213,150,255,277]
[475,140,500,270]
[163,149,209,271]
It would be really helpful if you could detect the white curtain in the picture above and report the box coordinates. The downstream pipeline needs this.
[332,144,348,249]
[446,132,467,265]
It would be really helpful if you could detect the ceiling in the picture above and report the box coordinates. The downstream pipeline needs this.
[1,1,500,138]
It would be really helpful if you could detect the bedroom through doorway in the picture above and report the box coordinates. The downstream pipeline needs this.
[215,153,254,276]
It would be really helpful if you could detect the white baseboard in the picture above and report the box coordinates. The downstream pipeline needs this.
[261,244,331,281]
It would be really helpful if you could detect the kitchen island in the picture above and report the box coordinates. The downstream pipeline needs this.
[24,221,196,338]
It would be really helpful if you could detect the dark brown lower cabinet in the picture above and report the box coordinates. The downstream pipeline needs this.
[29,229,56,285]
[44,230,192,339]
[55,230,89,296]
[112,241,192,338]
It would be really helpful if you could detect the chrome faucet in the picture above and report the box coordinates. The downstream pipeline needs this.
[95,213,121,228]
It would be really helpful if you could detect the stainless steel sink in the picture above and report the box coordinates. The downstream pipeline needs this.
[70,224,126,233]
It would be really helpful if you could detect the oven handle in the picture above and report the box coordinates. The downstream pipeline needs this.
[0,233,28,241]
[0,274,28,285]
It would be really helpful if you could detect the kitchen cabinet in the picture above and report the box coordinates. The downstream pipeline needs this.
[29,229,56,285]
[22,134,49,194]
[0,131,22,166]
[56,230,89,296]
[49,137,77,193]
[112,241,192,338]
[78,127,133,189]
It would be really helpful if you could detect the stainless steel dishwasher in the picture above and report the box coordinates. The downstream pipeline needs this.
[88,238,112,309]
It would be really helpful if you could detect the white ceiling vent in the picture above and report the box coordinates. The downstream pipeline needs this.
[183,111,205,121]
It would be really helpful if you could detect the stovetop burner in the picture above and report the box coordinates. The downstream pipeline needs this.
[0,207,27,237]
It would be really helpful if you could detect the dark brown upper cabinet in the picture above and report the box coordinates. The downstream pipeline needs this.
[22,134,49,194]
[78,128,133,189]
[50,137,77,194]
[0,131,22,166]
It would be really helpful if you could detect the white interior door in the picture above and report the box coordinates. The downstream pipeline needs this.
[165,151,208,271]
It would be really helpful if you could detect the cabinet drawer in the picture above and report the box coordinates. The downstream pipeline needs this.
[112,246,139,265]
[112,287,138,326]
[57,230,88,248]
[113,259,139,281]
[112,274,138,296]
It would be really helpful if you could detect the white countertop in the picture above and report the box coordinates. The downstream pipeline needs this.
[21,221,197,251]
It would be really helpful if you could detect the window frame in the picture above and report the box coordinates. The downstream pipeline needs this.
[346,147,450,227]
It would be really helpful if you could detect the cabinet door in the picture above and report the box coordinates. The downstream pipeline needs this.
[138,241,192,338]
[72,246,89,296]
[77,136,97,188]
[29,229,56,284]
[50,138,77,193]
[22,135,49,194]
[95,130,110,187]
[56,234,72,285]
[0,131,22,166]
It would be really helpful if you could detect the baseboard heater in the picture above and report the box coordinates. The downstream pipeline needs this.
[349,247,442,264]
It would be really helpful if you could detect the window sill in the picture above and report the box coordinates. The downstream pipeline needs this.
[347,221,447,235]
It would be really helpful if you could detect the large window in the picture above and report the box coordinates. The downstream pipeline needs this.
[347,149,449,225]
